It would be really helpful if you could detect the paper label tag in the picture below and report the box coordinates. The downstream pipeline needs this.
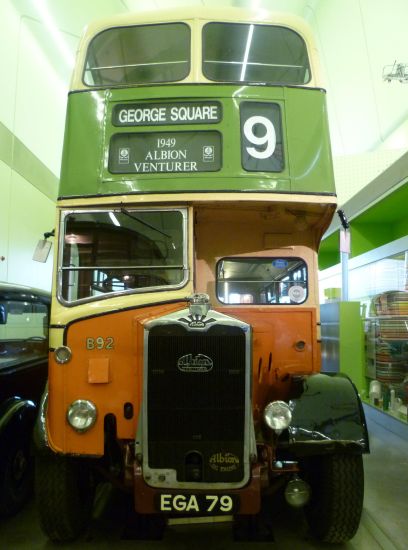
[33,239,52,263]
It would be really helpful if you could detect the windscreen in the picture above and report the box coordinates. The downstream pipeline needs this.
[217,257,308,304]
[203,22,310,84]
[0,299,48,369]
[84,23,190,86]
[59,209,187,303]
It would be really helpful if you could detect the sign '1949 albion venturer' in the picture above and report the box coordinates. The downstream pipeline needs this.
[109,131,222,174]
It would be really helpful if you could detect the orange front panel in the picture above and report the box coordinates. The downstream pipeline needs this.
[47,302,185,455]
[219,307,318,373]
[48,302,319,454]
[218,306,319,418]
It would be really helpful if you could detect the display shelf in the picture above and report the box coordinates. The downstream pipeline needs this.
[364,291,408,424]
[362,396,408,423]
[364,317,408,384]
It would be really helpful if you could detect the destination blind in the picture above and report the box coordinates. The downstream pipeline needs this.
[112,101,222,126]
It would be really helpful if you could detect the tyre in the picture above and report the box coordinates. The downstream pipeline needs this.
[303,453,364,543]
[35,454,95,542]
[0,433,33,516]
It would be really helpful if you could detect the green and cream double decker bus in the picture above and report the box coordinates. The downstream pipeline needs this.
[35,7,369,543]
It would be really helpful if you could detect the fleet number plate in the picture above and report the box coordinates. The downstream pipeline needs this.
[156,493,239,514]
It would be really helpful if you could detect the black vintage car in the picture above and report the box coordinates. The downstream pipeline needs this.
[0,283,50,516]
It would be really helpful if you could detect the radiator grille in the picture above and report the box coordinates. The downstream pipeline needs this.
[147,323,246,483]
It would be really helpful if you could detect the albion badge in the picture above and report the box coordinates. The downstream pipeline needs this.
[209,452,240,472]
[177,353,213,373]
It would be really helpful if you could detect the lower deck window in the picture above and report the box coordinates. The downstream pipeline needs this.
[217,257,308,305]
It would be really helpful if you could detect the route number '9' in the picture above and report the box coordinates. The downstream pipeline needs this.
[240,102,283,172]
[243,115,276,159]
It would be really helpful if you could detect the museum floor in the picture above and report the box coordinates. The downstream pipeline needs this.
[1,407,407,550]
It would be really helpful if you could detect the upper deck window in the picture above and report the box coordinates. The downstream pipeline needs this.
[203,23,310,85]
[84,23,190,86]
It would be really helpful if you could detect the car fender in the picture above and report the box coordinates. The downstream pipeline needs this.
[283,373,369,455]
[0,397,37,443]
[32,384,51,455]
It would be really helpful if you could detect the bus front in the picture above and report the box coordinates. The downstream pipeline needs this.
[35,8,368,544]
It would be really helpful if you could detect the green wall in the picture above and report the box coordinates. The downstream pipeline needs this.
[0,122,57,289]
[319,182,408,270]
[0,1,63,290]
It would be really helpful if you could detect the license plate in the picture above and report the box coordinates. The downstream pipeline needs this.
[156,493,239,514]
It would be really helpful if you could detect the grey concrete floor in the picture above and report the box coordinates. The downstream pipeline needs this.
[1,412,407,550]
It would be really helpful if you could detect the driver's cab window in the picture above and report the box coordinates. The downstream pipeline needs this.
[60,208,188,304]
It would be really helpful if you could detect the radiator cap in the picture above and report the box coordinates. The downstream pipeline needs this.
[188,293,211,317]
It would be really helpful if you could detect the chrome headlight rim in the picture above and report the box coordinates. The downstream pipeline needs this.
[66,399,97,433]
[284,475,311,508]
[263,400,292,432]
[54,345,72,364]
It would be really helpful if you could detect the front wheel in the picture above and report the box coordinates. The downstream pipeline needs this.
[303,453,364,543]
[35,454,95,542]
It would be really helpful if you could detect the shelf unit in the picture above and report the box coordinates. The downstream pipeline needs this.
[365,316,408,382]
[364,314,408,421]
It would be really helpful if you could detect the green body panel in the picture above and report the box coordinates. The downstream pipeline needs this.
[59,84,335,198]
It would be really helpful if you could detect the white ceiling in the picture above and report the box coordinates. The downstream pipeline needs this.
[8,0,408,204]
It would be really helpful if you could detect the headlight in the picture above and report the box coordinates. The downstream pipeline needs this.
[285,475,311,508]
[54,345,72,364]
[67,399,97,433]
[263,400,292,433]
